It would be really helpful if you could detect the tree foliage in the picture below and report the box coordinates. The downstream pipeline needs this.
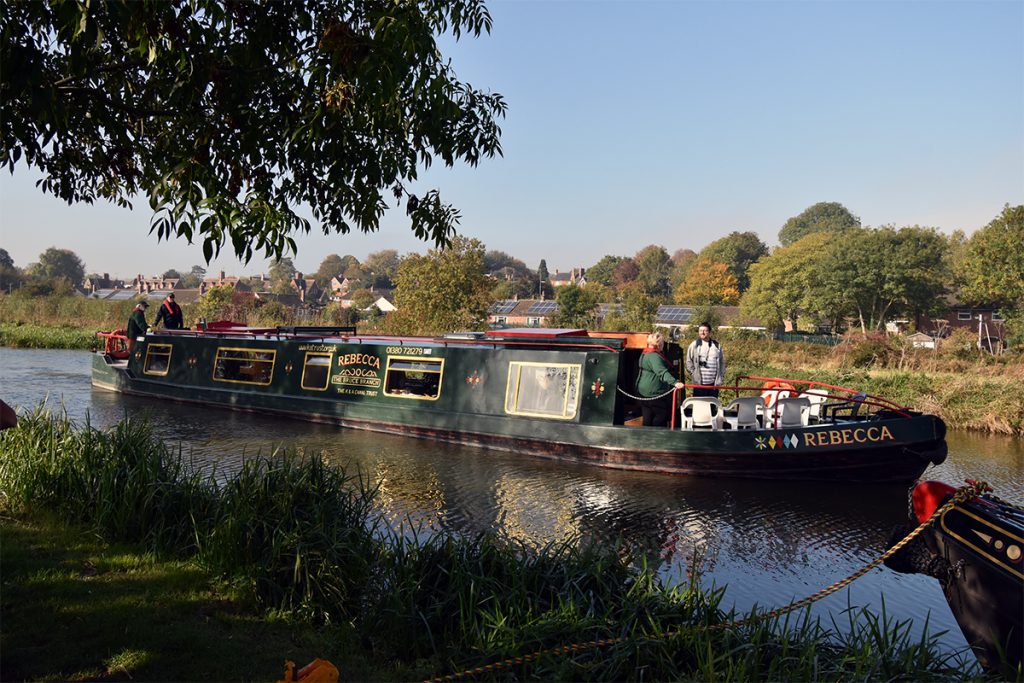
[778,201,860,247]
[586,255,624,288]
[552,284,599,329]
[0,248,13,269]
[740,233,833,330]
[674,256,739,306]
[315,254,348,289]
[669,249,697,290]
[602,283,658,332]
[268,257,296,294]
[390,236,490,334]
[956,204,1024,309]
[744,227,949,333]
[821,226,948,333]
[27,247,85,286]
[633,245,672,297]
[698,231,768,292]
[2,0,506,262]
[364,249,400,289]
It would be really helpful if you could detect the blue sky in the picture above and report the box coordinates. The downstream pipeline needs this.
[1,0,1021,279]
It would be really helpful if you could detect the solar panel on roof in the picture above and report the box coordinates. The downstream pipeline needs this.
[657,306,693,322]
[109,290,139,300]
[527,301,558,314]
[489,300,518,314]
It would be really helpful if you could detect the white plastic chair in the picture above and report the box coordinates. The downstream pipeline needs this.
[801,391,829,421]
[775,397,811,428]
[724,396,765,430]
[681,397,722,430]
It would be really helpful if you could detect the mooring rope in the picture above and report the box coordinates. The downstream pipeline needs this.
[427,481,993,682]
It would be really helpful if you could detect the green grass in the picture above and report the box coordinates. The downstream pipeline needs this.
[0,408,992,681]
[0,322,98,349]
[0,515,387,682]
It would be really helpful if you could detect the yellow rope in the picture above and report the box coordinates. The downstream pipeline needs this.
[427,481,993,683]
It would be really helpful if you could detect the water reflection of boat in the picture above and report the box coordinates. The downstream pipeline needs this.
[92,325,946,483]
[885,481,1023,676]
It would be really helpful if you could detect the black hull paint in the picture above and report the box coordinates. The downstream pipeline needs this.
[886,491,1024,676]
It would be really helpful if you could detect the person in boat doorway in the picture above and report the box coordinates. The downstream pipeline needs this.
[154,292,183,329]
[637,332,685,427]
[126,301,149,348]
[685,322,725,398]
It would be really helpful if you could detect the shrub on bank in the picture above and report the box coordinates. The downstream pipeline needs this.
[0,409,979,680]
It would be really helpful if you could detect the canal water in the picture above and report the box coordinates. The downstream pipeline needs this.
[3,348,1022,667]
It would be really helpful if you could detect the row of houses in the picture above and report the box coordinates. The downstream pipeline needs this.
[81,271,1009,347]
[488,298,1010,347]
[85,271,396,312]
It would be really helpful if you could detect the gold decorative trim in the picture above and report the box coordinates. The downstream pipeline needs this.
[941,506,1024,580]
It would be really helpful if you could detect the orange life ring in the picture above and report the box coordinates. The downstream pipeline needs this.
[761,381,795,408]
[103,330,130,360]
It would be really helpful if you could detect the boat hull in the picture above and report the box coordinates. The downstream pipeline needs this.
[886,489,1024,675]
[91,352,944,482]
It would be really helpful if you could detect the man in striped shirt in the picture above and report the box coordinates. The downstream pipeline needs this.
[685,322,725,398]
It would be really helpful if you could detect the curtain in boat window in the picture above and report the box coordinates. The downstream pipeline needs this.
[505,362,580,419]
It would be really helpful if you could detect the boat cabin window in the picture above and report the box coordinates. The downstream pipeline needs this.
[301,353,332,391]
[143,344,173,376]
[384,357,443,400]
[504,362,580,419]
[212,347,276,386]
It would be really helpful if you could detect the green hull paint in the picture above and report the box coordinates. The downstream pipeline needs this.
[91,330,947,482]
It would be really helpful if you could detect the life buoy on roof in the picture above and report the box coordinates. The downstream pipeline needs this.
[761,381,795,408]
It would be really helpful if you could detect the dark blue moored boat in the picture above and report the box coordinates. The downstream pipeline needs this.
[886,481,1023,676]
[92,325,947,483]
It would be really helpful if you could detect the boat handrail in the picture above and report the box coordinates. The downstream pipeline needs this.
[735,375,909,414]
[676,381,912,420]
[143,328,624,353]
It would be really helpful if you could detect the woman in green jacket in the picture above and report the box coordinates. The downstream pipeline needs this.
[637,332,684,427]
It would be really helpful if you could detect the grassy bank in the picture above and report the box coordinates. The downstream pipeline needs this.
[0,410,983,681]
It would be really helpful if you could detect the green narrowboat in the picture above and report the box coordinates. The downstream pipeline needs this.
[92,324,947,483]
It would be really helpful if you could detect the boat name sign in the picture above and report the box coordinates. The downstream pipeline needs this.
[755,426,895,451]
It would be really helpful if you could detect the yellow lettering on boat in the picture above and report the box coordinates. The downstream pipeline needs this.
[881,426,894,441]
[854,428,867,443]
[829,430,841,445]
[867,427,880,441]
[338,353,380,369]
[842,429,853,445]
[804,433,818,447]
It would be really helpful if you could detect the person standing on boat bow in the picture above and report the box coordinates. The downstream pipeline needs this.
[126,300,149,349]
[637,332,685,427]
[685,322,725,398]
[154,292,183,329]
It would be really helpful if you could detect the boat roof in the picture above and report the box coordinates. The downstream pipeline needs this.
[485,328,589,338]
[151,324,630,351]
